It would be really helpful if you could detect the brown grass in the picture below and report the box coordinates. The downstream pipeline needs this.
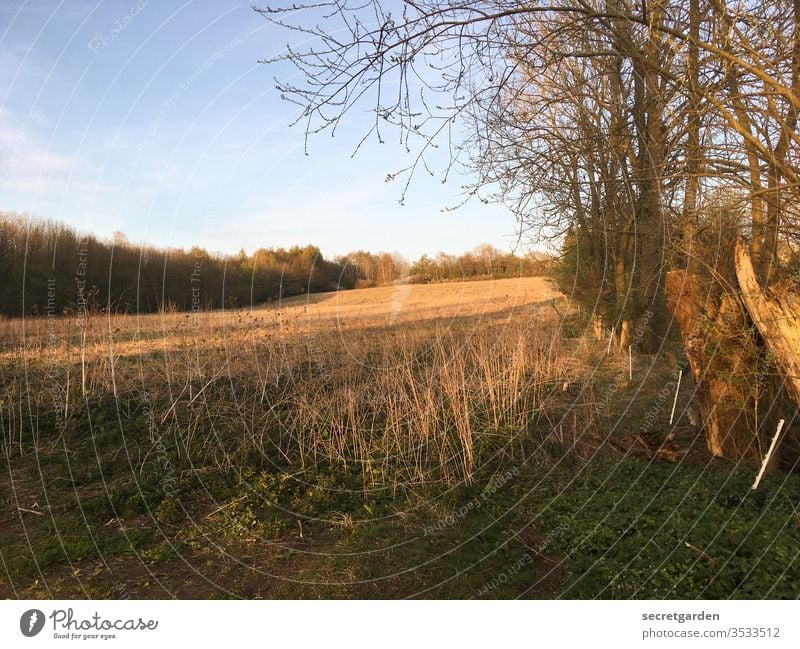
[0,276,592,487]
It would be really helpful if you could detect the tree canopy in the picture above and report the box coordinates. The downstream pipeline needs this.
[259,0,800,350]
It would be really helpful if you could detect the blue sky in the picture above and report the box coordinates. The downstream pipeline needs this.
[0,0,528,259]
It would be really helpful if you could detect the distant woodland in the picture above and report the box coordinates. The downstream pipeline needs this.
[0,213,546,317]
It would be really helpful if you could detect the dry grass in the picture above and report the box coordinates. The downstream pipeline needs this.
[278,276,561,325]
[0,276,592,487]
[0,276,559,355]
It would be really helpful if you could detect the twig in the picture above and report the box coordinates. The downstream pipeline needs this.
[628,345,632,380]
[17,507,44,517]
[684,541,713,563]
[752,418,785,490]
[606,325,615,355]
[669,369,683,425]
[203,494,248,519]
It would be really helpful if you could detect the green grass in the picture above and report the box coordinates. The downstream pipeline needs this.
[3,414,799,598]
[2,328,799,598]
[531,456,800,598]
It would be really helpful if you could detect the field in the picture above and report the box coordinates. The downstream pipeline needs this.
[1,277,799,599]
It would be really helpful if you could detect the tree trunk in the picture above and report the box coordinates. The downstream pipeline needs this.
[682,0,701,274]
[735,239,800,409]
[665,270,771,464]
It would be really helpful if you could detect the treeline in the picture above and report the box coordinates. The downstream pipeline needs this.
[408,244,552,282]
[0,214,550,318]
[0,213,353,317]
[337,250,409,288]
[339,246,549,285]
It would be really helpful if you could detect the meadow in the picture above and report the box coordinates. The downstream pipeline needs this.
[1,276,799,598]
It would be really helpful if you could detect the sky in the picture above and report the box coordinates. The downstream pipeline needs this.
[0,0,531,260]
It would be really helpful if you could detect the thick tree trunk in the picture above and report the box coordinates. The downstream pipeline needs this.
[630,5,669,352]
[665,270,771,464]
[618,319,631,350]
[735,239,800,408]
[593,314,605,341]
[682,0,701,275]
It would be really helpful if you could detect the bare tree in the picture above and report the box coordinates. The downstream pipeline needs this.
[259,0,800,461]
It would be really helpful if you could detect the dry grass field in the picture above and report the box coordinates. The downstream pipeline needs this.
[2,276,800,599]
[0,276,561,357]
[276,275,561,324]
[0,275,573,484]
